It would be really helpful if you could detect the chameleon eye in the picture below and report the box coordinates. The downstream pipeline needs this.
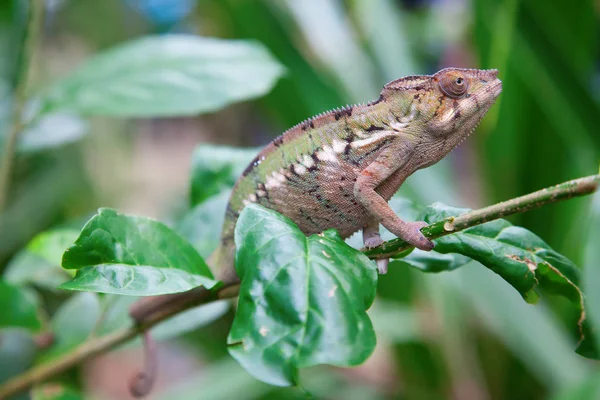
[439,73,469,98]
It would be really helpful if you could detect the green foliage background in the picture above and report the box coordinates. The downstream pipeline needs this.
[0,0,599,399]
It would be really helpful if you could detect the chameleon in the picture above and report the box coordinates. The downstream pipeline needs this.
[213,67,502,280]
[130,67,501,322]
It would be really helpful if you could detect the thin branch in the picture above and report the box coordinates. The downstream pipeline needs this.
[0,0,45,212]
[363,174,600,259]
[0,283,240,399]
[0,174,598,399]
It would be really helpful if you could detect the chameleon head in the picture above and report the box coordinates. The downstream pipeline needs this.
[383,68,502,140]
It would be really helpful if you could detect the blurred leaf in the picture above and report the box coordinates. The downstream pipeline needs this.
[92,294,229,341]
[59,208,219,295]
[31,383,82,400]
[279,0,379,102]
[550,372,600,400]
[40,35,285,117]
[228,204,377,386]
[152,300,230,340]
[154,358,273,400]
[0,329,37,385]
[38,292,100,363]
[190,145,258,206]
[214,0,344,127]
[178,190,230,258]
[0,281,42,331]
[369,300,419,343]
[4,229,78,289]
[349,0,417,81]
[474,0,599,259]
[447,264,590,391]
[17,112,89,152]
[582,191,600,357]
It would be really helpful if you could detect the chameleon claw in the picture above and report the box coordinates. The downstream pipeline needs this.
[404,221,434,251]
[364,236,384,249]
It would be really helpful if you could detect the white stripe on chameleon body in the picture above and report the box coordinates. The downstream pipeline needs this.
[316,146,338,163]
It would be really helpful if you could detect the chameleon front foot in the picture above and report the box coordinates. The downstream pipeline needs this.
[364,235,384,249]
[397,221,434,251]
[362,232,390,274]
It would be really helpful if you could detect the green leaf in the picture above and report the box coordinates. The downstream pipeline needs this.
[190,145,259,206]
[59,208,219,296]
[38,292,100,363]
[17,112,89,152]
[392,203,588,349]
[228,204,377,386]
[0,96,88,153]
[398,249,471,273]
[41,35,285,117]
[177,190,230,258]
[4,229,79,289]
[0,281,42,331]
[31,383,82,400]
[416,203,581,304]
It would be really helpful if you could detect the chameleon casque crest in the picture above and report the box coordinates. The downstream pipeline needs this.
[215,67,502,279]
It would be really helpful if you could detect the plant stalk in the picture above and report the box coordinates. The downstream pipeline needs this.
[0,0,45,212]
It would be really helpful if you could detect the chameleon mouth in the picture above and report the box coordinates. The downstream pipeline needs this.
[451,95,498,150]
[488,78,503,98]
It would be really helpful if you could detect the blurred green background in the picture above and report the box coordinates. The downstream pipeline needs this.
[1,0,599,399]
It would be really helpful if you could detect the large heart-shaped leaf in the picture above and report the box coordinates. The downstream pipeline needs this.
[228,204,377,386]
[59,208,219,295]
[190,145,259,206]
[40,35,285,117]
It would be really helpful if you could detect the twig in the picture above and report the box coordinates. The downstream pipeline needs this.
[0,283,240,399]
[0,174,598,399]
[363,174,600,259]
[0,0,45,212]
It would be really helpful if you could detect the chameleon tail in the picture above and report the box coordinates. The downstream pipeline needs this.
[208,241,239,285]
